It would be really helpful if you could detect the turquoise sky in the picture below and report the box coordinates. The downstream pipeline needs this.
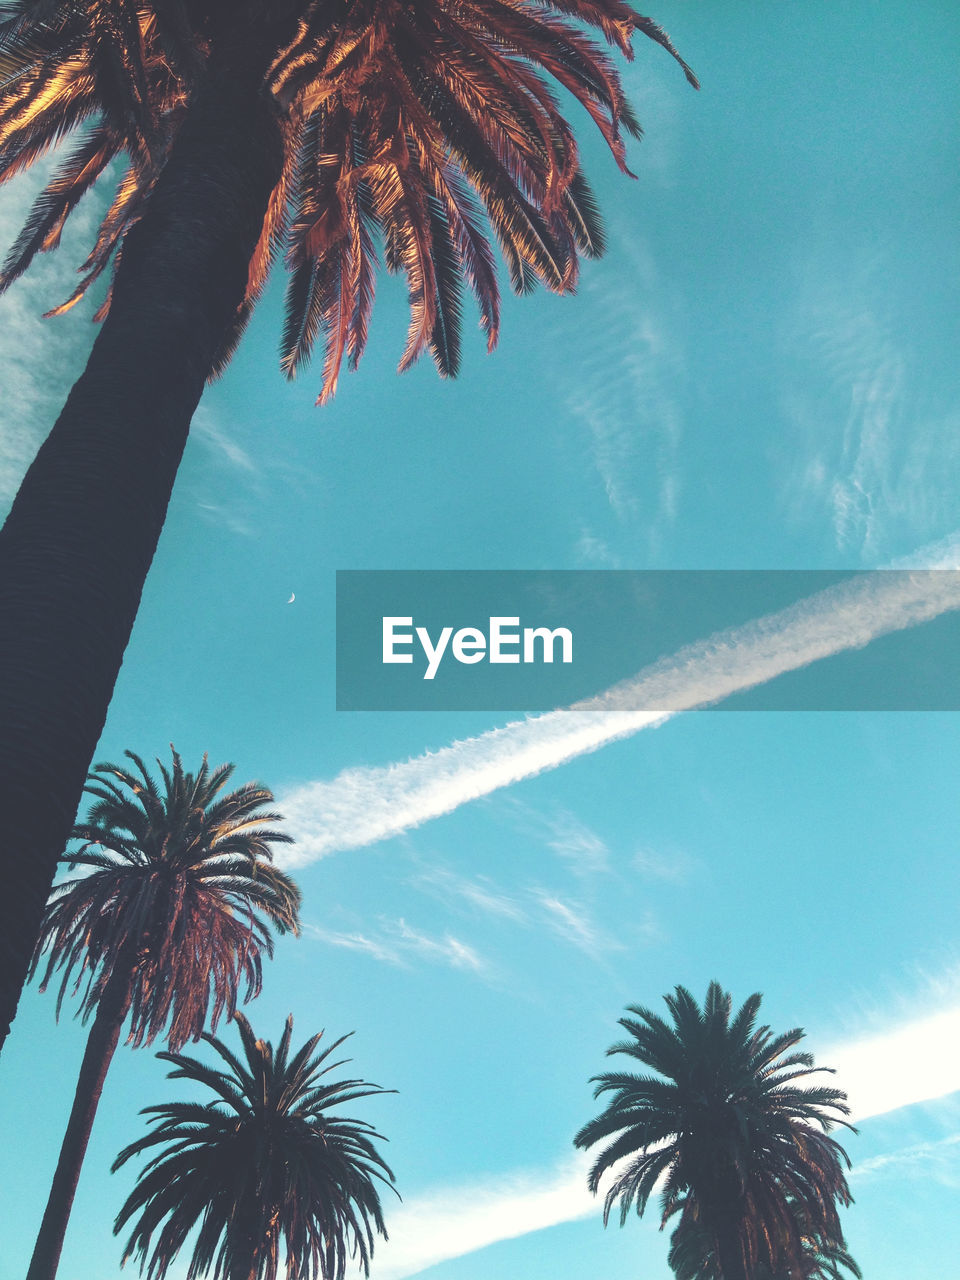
[2,3,960,1278]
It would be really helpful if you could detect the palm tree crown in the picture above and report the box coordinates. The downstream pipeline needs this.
[574,982,856,1280]
[0,0,697,401]
[113,1011,397,1280]
[31,747,301,1048]
[24,748,300,1280]
[0,1,696,1059]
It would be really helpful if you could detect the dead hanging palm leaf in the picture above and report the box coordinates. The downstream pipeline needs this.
[668,1209,862,1280]
[1,0,696,401]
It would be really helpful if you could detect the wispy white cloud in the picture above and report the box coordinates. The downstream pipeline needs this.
[411,864,637,961]
[393,919,487,973]
[183,405,266,535]
[851,1133,960,1185]
[370,1153,595,1280]
[829,331,904,556]
[567,315,682,529]
[304,923,404,966]
[780,247,960,558]
[0,162,104,511]
[305,918,488,975]
[310,880,620,970]
[192,407,257,473]
[533,892,620,958]
[541,809,610,875]
[278,555,960,867]
[561,241,685,557]
[194,500,256,538]
[826,1004,960,1123]
[574,527,622,568]
[370,1002,960,1280]
[497,798,610,877]
[412,867,528,923]
[632,844,697,885]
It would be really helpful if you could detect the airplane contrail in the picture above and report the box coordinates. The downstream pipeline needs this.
[278,554,960,866]
[369,998,960,1280]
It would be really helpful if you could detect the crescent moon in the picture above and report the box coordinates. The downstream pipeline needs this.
[287,592,296,604]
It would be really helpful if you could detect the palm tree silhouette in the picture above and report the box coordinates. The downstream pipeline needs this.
[26,747,301,1280]
[575,982,856,1280]
[113,1011,396,1280]
[0,1,697,1055]
[667,1211,862,1280]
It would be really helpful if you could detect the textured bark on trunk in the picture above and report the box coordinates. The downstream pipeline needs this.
[26,969,131,1280]
[0,56,284,1054]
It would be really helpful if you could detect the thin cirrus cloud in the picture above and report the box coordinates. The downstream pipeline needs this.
[277,544,960,868]
[850,1132,960,1183]
[304,919,488,975]
[411,866,528,922]
[533,892,623,959]
[191,407,258,473]
[0,162,107,511]
[370,1002,960,1280]
[307,880,619,973]
[186,407,264,537]
[541,809,611,875]
[562,260,684,551]
[415,867,629,962]
[780,250,960,558]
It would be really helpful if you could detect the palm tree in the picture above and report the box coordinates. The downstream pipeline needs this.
[574,983,856,1280]
[112,1011,396,1280]
[0,0,697,1056]
[667,1214,862,1280]
[25,747,301,1280]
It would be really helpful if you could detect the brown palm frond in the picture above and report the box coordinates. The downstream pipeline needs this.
[0,121,116,284]
[208,111,302,376]
[423,153,499,350]
[29,748,301,1051]
[41,154,157,315]
[2,0,696,393]
[86,0,158,161]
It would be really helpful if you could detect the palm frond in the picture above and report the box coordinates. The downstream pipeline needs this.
[29,746,300,1050]
[1,0,695,389]
[575,983,856,1277]
[114,1012,397,1280]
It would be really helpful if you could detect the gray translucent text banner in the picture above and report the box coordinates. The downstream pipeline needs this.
[335,570,960,711]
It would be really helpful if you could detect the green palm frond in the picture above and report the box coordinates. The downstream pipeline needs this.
[113,1012,397,1280]
[575,982,857,1278]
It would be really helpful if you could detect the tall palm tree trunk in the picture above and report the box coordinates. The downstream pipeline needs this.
[26,968,132,1280]
[715,1219,749,1280]
[0,48,284,1055]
